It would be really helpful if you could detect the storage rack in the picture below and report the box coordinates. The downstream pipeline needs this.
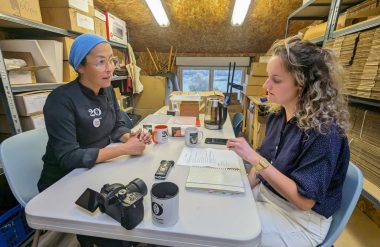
[0,13,128,135]
[285,0,365,44]
[286,0,380,208]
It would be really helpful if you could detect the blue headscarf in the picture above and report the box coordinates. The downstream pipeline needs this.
[69,34,107,70]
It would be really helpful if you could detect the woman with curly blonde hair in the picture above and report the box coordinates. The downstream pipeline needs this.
[227,37,350,247]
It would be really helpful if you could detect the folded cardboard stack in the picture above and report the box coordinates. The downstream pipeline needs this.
[349,105,380,187]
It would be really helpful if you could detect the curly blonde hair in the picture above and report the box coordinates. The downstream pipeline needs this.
[268,37,350,135]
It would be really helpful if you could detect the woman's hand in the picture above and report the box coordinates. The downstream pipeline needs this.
[119,135,146,155]
[125,129,152,145]
[227,137,262,165]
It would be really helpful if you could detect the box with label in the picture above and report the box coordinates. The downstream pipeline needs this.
[40,7,94,34]
[3,52,49,85]
[39,0,90,13]
[14,91,50,116]
[245,75,267,86]
[94,8,107,38]
[250,62,267,76]
[20,114,45,131]
[63,61,77,82]
[243,84,267,96]
[105,12,128,45]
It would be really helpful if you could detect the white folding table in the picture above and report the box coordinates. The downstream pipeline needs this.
[26,113,261,247]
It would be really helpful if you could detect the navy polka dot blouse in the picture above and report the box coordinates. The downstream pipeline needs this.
[257,108,350,218]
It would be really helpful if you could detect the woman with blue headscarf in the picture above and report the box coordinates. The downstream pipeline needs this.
[37,34,150,247]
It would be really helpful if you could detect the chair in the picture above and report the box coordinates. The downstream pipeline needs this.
[0,128,48,247]
[232,112,244,137]
[318,162,363,247]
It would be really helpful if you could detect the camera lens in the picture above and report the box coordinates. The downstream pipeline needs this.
[126,178,147,196]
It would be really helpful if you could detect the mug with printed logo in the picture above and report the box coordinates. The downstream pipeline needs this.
[152,125,169,144]
[151,182,179,227]
[185,127,203,147]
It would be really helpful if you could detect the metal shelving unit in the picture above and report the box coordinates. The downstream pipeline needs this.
[0,12,129,134]
[11,83,65,93]
[285,0,364,38]
[332,15,380,38]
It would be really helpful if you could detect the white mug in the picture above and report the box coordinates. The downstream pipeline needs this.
[151,182,179,227]
[152,125,169,144]
[185,127,204,147]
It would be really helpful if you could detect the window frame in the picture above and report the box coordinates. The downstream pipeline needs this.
[178,66,246,92]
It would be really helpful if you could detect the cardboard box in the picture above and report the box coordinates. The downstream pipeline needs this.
[250,62,267,76]
[170,91,224,113]
[18,0,42,22]
[53,37,74,60]
[39,0,90,13]
[94,9,107,39]
[40,7,94,34]
[1,0,20,16]
[243,84,267,96]
[0,39,61,83]
[14,91,50,116]
[180,101,200,117]
[259,56,271,63]
[134,76,166,110]
[303,15,346,40]
[105,12,128,45]
[245,75,267,86]
[3,52,49,85]
[20,114,45,131]
[63,61,77,82]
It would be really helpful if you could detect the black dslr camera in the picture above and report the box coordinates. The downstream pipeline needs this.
[97,178,148,230]
[75,178,147,230]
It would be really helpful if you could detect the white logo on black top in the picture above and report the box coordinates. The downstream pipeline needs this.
[93,118,101,128]
[88,108,102,117]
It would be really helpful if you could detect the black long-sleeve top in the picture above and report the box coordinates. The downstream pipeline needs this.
[38,79,130,191]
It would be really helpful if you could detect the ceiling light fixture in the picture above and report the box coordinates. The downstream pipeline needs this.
[145,0,170,27]
[231,0,251,26]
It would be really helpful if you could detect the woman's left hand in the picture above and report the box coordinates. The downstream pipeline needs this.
[131,129,152,144]
[227,137,262,165]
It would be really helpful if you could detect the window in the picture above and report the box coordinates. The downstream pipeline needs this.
[179,67,245,93]
[213,69,243,93]
[182,68,210,91]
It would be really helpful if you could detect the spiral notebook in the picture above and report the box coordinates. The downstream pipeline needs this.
[186,166,245,194]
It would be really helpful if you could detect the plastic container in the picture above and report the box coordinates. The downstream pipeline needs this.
[0,204,34,247]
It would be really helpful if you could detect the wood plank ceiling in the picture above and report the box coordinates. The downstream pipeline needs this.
[94,0,307,53]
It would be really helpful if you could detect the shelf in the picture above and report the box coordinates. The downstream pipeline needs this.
[347,95,380,108]
[362,178,380,208]
[332,15,380,38]
[309,36,324,43]
[288,0,363,20]
[0,13,75,37]
[112,76,128,81]
[11,83,65,93]
[0,13,127,49]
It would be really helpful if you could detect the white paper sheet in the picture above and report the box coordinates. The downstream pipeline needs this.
[177,147,240,169]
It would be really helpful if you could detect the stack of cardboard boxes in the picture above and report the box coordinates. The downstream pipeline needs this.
[243,62,267,96]
[0,91,50,133]
[39,0,95,34]
[1,0,42,23]
[52,37,76,82]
